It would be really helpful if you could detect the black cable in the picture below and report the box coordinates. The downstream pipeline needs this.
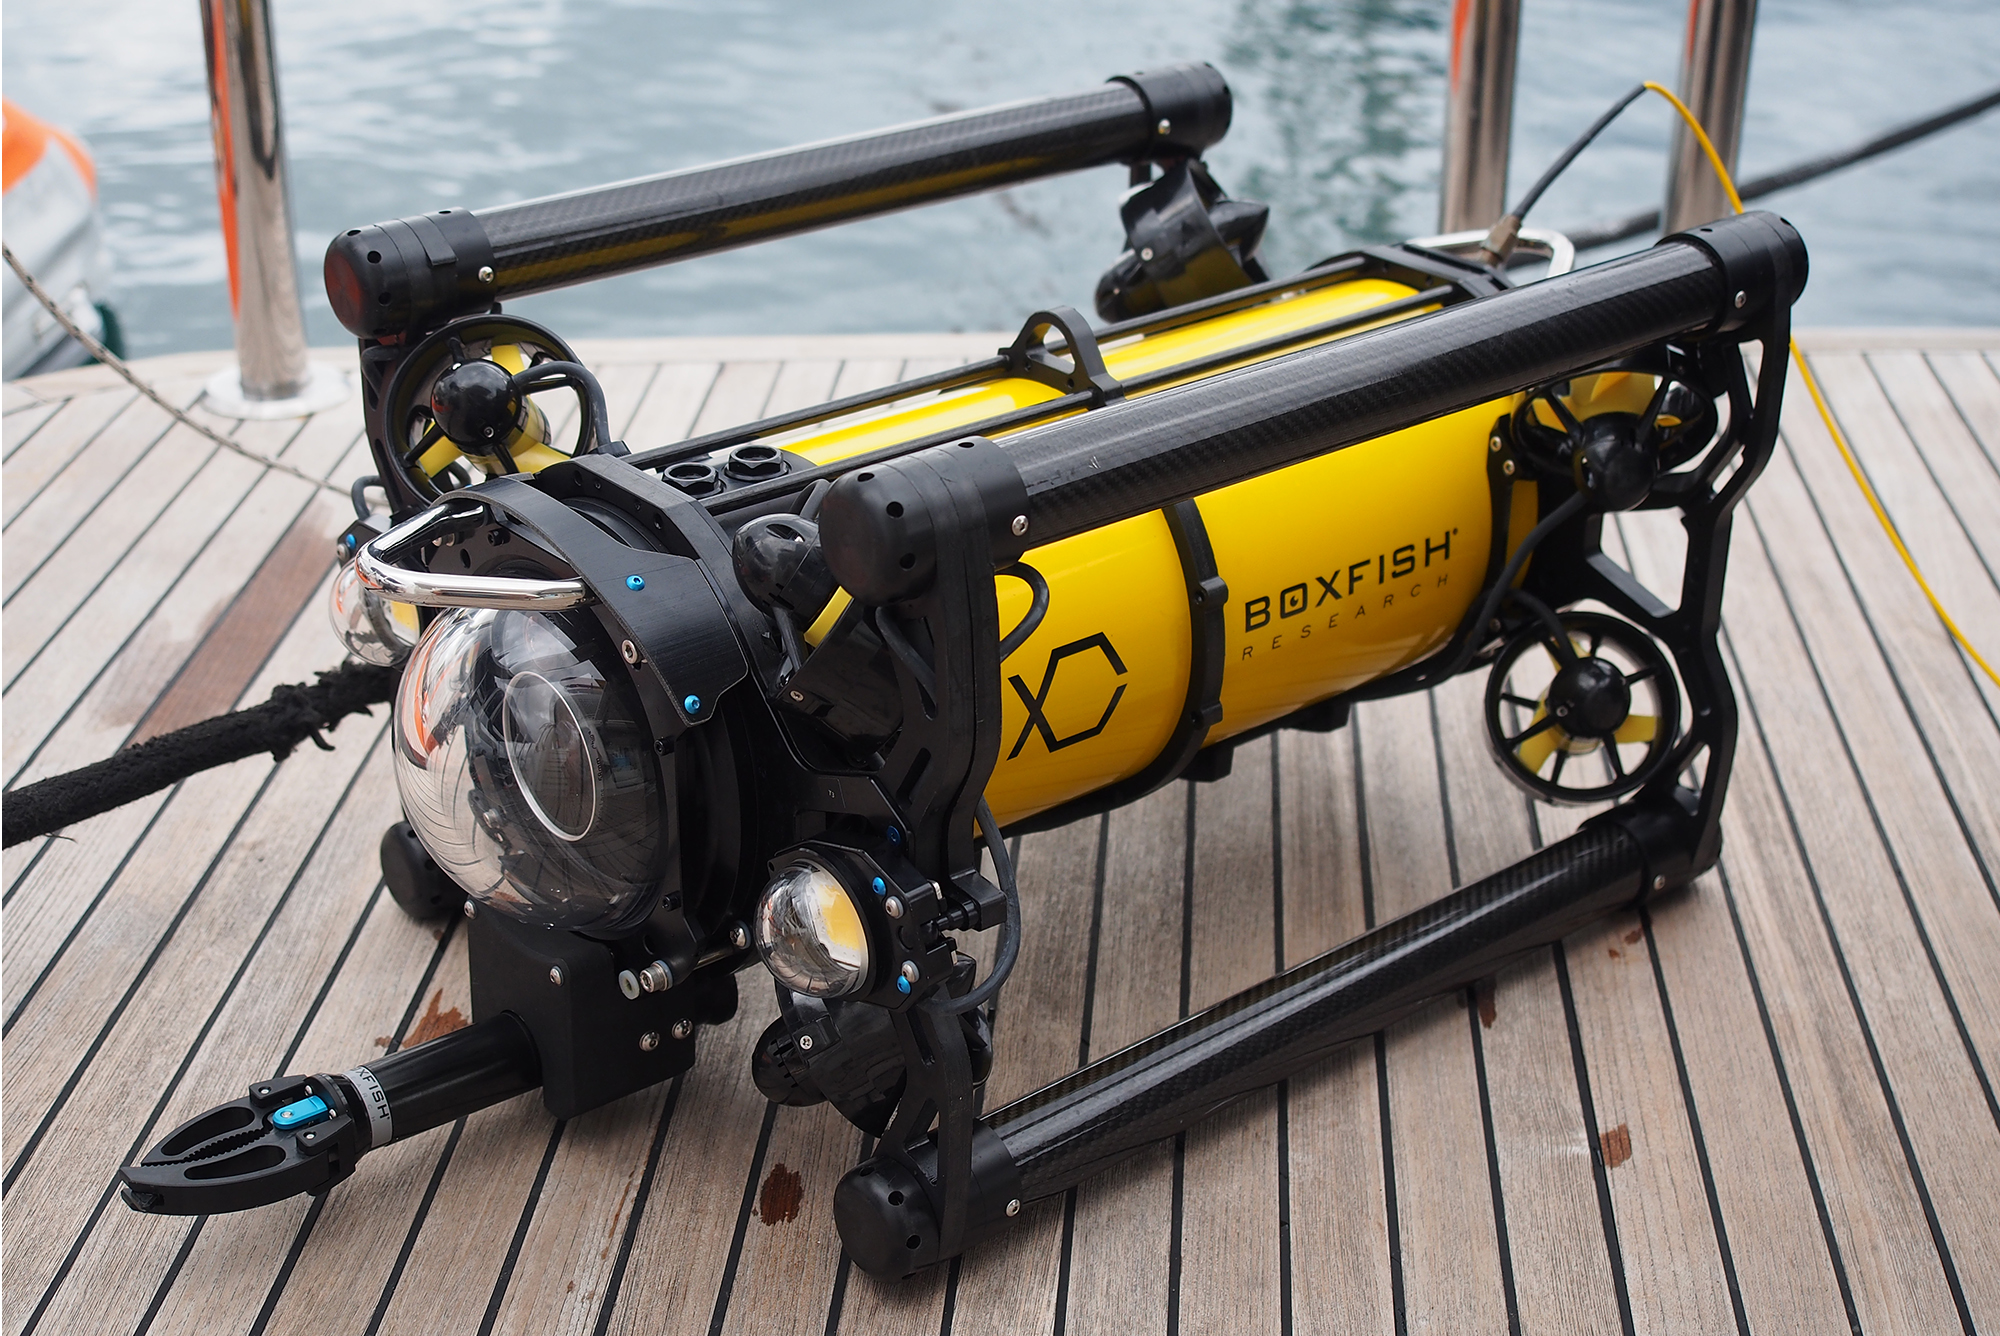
[996,563,1050,661]
[773,608,810,678]
[1351,490,1588,700]
[1566,82,2000,251]
[861,604,1021,1014]
[1481,84,1648,264]
[350,475,384,521]
[797,478,832,523]
[872,608,937,701]
[1516,84,1649,223]
[3,660,401,847]
[933,799,1020,1016]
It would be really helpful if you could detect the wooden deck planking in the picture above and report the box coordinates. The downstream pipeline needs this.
[1621,494,1975,1332]
[1,387,143,525]
[1355,693,1514,1333]
[1,396,63,463]
[1060,793,1183,1336]
[4,330,1998,1335]
[1176,741,1286,1336]
[1,424,366,1033]
[1275,730,1395,1336]
[1429,672,1629,1336]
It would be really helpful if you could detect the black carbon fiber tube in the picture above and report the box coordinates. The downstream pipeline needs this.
[346,1012,540,1146]
[988,822,1646,1200]
[326,64,1229,339]
[1005,211,1805,547]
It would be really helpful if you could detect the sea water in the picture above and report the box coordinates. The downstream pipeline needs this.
[4,0,1995,357]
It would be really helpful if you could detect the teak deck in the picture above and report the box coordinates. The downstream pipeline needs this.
[4,328,2000,1336]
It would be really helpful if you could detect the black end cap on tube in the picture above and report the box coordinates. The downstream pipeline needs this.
[325,207,498,339]
[1111,63,1232,158]
[1657,210,1808,337]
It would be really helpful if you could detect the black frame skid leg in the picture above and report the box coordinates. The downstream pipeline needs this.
[832,804,1689,1277]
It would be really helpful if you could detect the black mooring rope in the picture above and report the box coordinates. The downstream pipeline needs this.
[2,660,400,847]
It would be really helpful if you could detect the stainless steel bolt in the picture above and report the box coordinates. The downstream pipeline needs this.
[548,966,564,987]
[789,689,805,702]
[1734,290,1747,309]
[1010,514,1029,537]
[728,922,750,950]
[257,1087,271,1098]
[1653,874,1668,890]
[1005,1198,1022,1217]
[478,265,495,283]
[1490,436,1504,452]
[621,639,641,666]
[638,960,672,993]
[1502,459,1516,476]
[671,1018,694,1040]
[462,899,477,918]
[1156,118,1171,135]
[639,1031,660,1052]
[1139,247,1155,262]
[798,1034,815,1052]
[885,896,904,919]
[303,1131,316,1142]
[900,960,920,984]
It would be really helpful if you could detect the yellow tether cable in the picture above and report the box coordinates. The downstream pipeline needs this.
[1638,81,2000,690]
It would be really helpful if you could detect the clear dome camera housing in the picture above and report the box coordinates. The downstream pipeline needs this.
[392,605,672,934]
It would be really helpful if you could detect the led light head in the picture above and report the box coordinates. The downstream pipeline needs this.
[328,559,418,666]
[755,861,871,999]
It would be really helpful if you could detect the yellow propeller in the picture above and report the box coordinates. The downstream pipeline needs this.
[1514,705,1656,775]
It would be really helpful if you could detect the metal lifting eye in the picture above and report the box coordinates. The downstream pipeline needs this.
[1483,610,1681,805]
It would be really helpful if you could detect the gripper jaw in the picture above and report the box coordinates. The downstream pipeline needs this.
[120,1073,368,1216]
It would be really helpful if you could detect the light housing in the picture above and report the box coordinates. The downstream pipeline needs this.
[754,860,872,999]
[329,559,418,666]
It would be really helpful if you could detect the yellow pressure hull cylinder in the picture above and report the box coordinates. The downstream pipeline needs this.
[773,273,1548,829]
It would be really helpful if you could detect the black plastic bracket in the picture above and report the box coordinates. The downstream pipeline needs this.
[1000,308,1124,406]
[467,909,736,1119]
[467,475,749,737]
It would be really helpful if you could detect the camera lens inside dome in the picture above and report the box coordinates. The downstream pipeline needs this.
[503,671,598,841]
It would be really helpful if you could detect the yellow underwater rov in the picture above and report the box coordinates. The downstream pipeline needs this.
[120,63,1807,1278]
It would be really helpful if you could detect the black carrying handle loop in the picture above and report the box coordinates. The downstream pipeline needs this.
[1000,307,1124,406]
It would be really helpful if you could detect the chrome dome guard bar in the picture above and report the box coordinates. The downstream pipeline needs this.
[356,499,594,611]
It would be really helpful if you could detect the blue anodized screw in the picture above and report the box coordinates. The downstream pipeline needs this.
[626,575,646,591]
[871,876,886,896]
[683,694,702,715]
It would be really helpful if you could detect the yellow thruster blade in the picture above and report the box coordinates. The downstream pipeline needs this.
[417,437,461,478]
[1516,709,1565,775]
[1614,713,1657,745]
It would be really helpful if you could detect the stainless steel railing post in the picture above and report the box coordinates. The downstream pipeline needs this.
[198,0,347,418]
[1437,0,1522,232]
[1662,0,1760,232]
